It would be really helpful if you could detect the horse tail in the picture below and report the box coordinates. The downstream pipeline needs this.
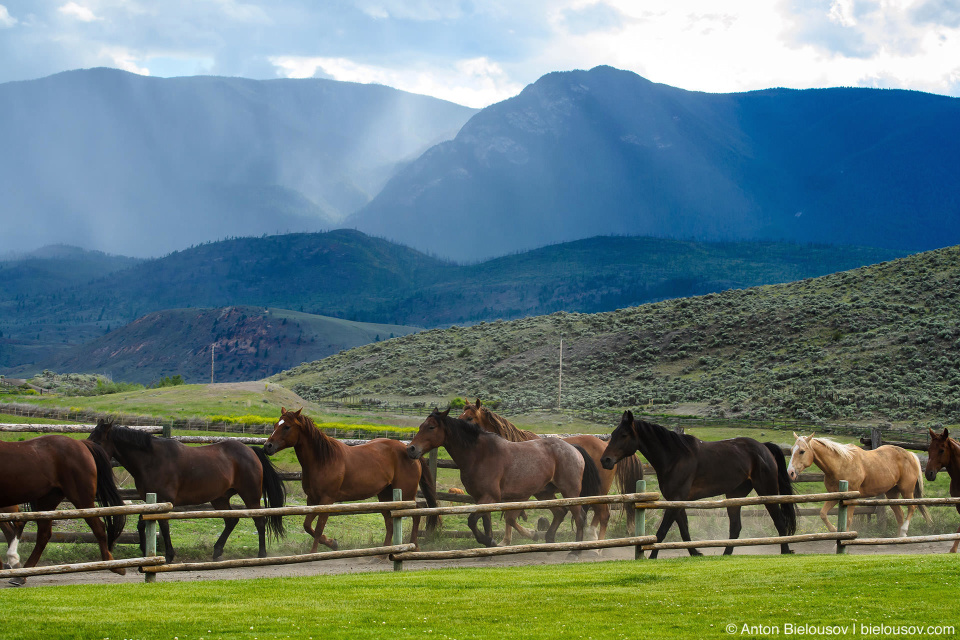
[417,457,441,534]
[253,446,287,540]
[82,439,127,549]
[572,444,603,529]
[614,453,644,495]
[764,442,798,536]
[912,453,934,524]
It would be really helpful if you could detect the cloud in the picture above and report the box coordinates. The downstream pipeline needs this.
[911,0,960,27]
[559,1,628,35]
[0,4,16,28]
[57,2,99,22]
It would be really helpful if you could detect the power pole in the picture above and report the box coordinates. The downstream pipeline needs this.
[211,343,215,384]
[558,334,563,409]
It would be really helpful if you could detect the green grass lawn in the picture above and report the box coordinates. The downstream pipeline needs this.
[1,555,957,639]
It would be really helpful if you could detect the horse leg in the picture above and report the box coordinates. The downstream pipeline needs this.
[467,510,496,547]
[503,509,536,543]
[2,522,21,569]
[12,494,62,586]
[886,489,909,537]
[674,508,702,557]
[543,506,568,544]
[159,518,176,563]
[310,513,338,551]
[819,500,839,532]
[724,506,743,555]
[647,508,680,560]
[210,497,241,560]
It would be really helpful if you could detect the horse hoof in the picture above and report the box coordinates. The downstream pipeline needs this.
[110,567,127,576]
[8,577,25,587]
[782,549,795,555]
[537,517,550,531]
[329,540,339,551]
[689,550,703,557]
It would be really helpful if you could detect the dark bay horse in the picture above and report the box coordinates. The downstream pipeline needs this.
[407,408,602,548]
[263,408,439,552]
[89,419,285,563]
[600,411,797,558]
[459,399,643,544]
[0,435,126,585]
[925,428,960,552]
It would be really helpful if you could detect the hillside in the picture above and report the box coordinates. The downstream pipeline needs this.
[0,231,906,376]
[0,68,477,257]
[349,65,960,261]
[22,306,419,384]
[274,245,960,424]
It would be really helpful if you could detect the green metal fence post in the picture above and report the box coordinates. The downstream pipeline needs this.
[145,492,158,583]
[836,480,849,555]
[635,479,646,560]
[392,488,403,572]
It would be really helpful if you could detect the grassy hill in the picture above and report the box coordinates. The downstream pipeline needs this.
[274,245,960,425]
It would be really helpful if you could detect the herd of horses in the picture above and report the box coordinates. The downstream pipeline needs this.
[1,401,958,586]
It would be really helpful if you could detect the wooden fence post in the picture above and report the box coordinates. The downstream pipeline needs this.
[393,488,403,572]
[162,424,172,439]
[428,449,438,481]
[836,480,849,555]
[635,480,646,560]
[869,428,882,450]
[145,493,158,582]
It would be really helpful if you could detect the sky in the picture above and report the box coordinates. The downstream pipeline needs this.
[0,0,958,108]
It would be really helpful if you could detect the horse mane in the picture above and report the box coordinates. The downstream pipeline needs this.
[296,412,342,464]
[636,419,699,454]
[480,407,537,442]
[434,410,483,449]
[95,422,154,452]
[811,437,856,460]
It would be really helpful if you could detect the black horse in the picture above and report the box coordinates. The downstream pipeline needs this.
[600,411,797,558]
[89,420,285,562]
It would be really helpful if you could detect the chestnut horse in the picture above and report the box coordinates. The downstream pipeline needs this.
[601,411,797,558]
[263,408,439,551]
[89,419,286,563]
[458,399,643,544]
[407,408,602,548]
[0,435,126,586]
[787,433,931,536]
[925,428,960,552]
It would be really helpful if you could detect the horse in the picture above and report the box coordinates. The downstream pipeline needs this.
[263,408,439,552]
[925,428,960,552]
[600,411,797,558]
[1,505,26,570]
[89,419,286,563]
[0,435,127,586]
[407,408,602,548]
[458,398,643,545]
[787,432,931,537]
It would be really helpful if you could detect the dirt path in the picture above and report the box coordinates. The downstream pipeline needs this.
[6,539,952,589]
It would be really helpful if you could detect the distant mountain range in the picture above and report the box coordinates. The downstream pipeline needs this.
[349,65,960,260]
[0,231,907,381]
[0,68,476,257]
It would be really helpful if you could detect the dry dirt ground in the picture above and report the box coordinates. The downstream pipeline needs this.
[5,538,952,589]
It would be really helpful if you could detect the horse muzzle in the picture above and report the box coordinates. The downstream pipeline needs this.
[263,441,278,456]
[925,470,938,482]
[406,444,421,459]
[600,456,615,470]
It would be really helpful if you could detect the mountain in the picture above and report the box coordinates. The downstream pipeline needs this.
[275,245,960,424]
[0,229,906,377]
[0,245,142,298]
[0,68,477,257]
[348,65,960,261]
[23,306,419,384]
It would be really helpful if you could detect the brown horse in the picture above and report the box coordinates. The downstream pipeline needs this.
[787,433,931,536]
[458,399,643,544]
[89,419,286,563]
[1,505,25,570]
[263,408,439,552]
[925,428,960,552]
[601,411,797,558]
[0,435,126,586]
[407,408,602,548]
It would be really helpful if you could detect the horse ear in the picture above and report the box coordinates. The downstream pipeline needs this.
[442,407,450,417]
[476,398,482,408]
[281,406,287,414]
[295,407,303,416]
[944,428,950,438]
[623,410,634,423]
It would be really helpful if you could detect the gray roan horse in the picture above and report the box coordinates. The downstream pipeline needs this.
[406,408,602,548]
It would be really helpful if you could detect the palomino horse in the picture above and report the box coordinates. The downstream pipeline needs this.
[407,408,602,548]
[263,408,439,552]
[89,419,286,563]
[787,433,931,536]
[925,428,960,552]
[0,435,126,586]
[458,399,643,544]
[1,505,26,570]
[601,411,797,558]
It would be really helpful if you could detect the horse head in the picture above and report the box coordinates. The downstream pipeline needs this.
[787,432,816,481]
[926,428,951,482]
[601,410,638,470]
[264,407,303,455]
[407,408,450,459]
[457,398,482,425]
[87,418,117,458]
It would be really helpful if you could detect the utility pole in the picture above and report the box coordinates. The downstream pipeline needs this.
[211,343,215,384]
[558,334,563,409]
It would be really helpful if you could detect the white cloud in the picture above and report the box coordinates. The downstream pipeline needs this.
[102,47,150,76]
[57,2,100,22]
[270,55,523,107]
[0,4,16,28]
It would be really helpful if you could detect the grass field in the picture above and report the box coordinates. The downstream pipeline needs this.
[1,555,957,639]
